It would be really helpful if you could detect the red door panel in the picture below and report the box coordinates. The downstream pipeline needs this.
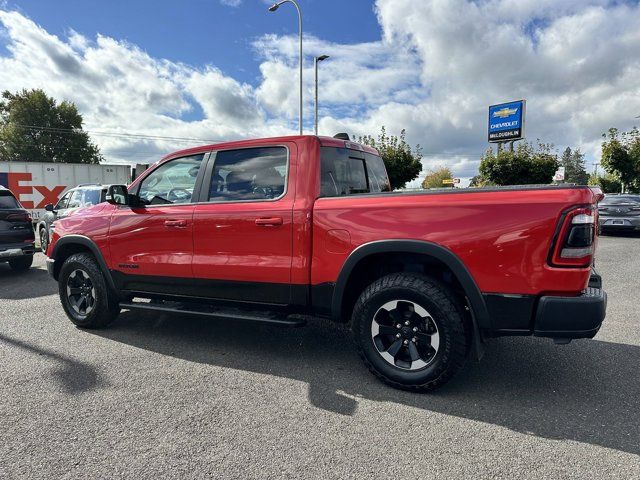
[192,200,293,285]
[109,205,195,279]
[191,145,296,304]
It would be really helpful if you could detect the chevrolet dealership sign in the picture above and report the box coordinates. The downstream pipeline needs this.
[488,100,526,143]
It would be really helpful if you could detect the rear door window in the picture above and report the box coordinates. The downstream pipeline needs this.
[208,147,288,202]
[0,191,20,209]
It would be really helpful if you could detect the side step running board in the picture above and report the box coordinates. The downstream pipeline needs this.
[119,301,306,327]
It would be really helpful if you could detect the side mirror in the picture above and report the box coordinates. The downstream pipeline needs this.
[106,185,129,206]
[44,203,55,212]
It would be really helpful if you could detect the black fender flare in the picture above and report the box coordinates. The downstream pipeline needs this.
[331,239,491,345]
[50,235,117,291]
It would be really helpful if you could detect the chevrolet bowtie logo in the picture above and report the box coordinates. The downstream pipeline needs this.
[493,107,518,118]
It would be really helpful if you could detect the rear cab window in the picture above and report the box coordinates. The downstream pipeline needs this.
[320,146,390,197]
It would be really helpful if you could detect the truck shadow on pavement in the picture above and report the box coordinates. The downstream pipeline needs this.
[92,311,640,456]
[0,262,57,300]
[0,334,106,395]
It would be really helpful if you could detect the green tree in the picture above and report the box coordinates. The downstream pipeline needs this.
[600,127,640,192]
[359,127,422,189]
[468,174,495,187]
[479,141,559,186]
[421,166,453,189]
[588,172,622,193]
[0,89,102,164]
[560,147,589,184]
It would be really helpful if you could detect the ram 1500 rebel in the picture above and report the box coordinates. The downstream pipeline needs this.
[46,135,607,391]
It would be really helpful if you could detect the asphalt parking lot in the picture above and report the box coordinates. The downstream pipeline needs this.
[1,235,639,479]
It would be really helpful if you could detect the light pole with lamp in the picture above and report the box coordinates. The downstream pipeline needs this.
[268,0,303,135]
[314,55,329,135]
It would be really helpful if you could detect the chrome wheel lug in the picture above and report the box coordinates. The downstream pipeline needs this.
[396,333,401,338]
[412,337,417,343]
[413,327,418,332]
[404,320,410,326]
[396,324,401,329]
[403,339,409,345]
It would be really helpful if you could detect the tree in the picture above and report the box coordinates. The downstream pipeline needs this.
[0,89,102,164]
[469,174,495,187]
[560,147,589,185]
[600,127,640,193]
[588,172,622,193]
[478,141,559,186]
[421,167,453,189]
[359,127,422,189]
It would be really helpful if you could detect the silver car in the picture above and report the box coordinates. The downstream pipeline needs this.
[598,194,640,233]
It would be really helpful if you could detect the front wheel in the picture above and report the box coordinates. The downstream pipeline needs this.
[352,273,470,392]
[39,226,49,253]
[58,252,120,328]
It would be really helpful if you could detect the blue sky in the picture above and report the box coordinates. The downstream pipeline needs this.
[8,0,382,85]
[1,1,639,182]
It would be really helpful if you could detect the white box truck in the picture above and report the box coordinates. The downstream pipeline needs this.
[0,162,131,221]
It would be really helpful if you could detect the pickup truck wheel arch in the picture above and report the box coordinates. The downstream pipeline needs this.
[332,240,491,333]
[50,235,117,293]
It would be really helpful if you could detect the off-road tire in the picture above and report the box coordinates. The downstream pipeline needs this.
[59,252,120,328]
[8,255,33,271]
[352,273,470,392]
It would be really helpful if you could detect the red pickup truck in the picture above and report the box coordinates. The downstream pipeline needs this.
[46,135,607,391]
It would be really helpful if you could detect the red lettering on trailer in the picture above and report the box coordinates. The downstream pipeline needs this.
[34,185,66,208]
[0,172,67,208]
[7,172,34,208]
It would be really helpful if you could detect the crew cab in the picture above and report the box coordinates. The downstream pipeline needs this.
[45,135,607,391]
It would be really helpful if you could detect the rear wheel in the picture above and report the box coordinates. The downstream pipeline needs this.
[8,256,33,271]
[352,273,470,392]
[59,252,120,328]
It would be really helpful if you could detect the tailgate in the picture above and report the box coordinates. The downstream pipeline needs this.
[0,209,34,244]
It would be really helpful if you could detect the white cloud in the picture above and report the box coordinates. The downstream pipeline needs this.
[0,1,639,181]
[219,0,242,7]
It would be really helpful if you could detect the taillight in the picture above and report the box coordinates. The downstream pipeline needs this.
[549,206,596,268]
[6,212,31,222]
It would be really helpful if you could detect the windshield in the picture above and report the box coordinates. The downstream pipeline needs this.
[83,189,101,206]
[0,191,20,209]
[600,196,640,205]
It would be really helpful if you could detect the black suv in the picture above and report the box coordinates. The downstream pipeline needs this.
[0,187,35,271]
[37,184,110,253]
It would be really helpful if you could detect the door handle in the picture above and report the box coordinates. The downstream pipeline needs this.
[255,217,283,227]
[164,219,187,228]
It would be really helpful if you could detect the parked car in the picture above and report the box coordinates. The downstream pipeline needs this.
[45,135,607,392]
[37,184,112,253]
[598,194,640,233]
[0,161,131,225]
[0,186,35,271]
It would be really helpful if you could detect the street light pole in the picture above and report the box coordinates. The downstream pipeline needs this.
[314,55,329,135]
[268,0,303,135]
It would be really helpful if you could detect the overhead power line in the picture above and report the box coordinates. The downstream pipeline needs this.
[10,124,221,144]
[5,124,489,158]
